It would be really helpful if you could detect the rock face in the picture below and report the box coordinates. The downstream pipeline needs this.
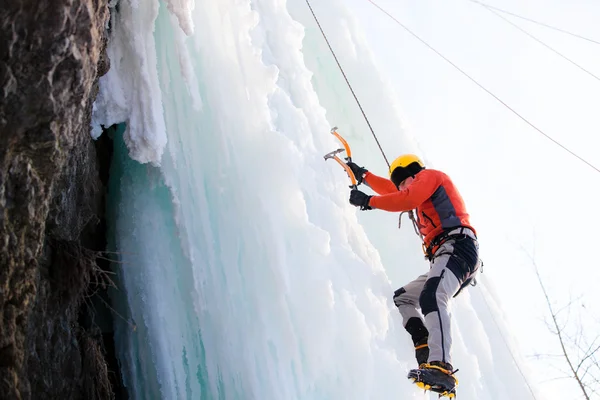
[0,1,120,399]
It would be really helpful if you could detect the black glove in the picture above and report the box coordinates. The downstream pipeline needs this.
[349,189,372,210]
[346,162,368,184]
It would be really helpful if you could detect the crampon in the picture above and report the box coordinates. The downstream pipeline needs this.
[407,364,458,398]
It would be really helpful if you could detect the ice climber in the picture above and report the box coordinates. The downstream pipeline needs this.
[346,154,480,397]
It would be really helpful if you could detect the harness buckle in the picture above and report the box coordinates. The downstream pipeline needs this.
[425,227,469,261]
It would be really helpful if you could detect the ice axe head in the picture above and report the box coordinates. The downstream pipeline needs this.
[323,149,358,188]
[323,148,345,161]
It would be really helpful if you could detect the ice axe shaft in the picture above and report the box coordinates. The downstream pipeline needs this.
[330,127,352,162]
[328,155,357,188]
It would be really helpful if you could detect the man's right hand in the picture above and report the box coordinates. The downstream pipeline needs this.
[346,162,368,184]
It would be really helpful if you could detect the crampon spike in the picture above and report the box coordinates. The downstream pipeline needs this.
[408,367,457,398]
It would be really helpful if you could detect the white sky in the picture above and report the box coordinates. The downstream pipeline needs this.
[341,0,600,398]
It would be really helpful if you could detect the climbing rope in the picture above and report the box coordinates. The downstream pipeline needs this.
[468,0,600,46]
[307,0,429,247]
[365,0,600,175]
[471,0,600,82]
[304,0,390,168]
[478,283,540,400]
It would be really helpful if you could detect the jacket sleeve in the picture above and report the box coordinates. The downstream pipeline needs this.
[363,171,397,195]
[369,170,440,211]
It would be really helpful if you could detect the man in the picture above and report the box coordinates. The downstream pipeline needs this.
[347,154,480,396]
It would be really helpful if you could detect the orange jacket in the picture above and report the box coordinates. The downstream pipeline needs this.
[365,169,476,247]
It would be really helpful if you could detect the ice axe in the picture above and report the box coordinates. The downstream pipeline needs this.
[330,126,353,162]
[323,127,358,189]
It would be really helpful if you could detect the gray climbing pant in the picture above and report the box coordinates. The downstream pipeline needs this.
[393,227,479,365]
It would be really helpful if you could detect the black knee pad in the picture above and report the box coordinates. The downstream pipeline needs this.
[393,287,406,307]
[420,276,442,316]
[405,317,429,344]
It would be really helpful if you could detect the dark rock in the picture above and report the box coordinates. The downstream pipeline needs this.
[0,1,122,399]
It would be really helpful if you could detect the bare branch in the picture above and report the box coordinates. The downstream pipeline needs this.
[514,243,598,399]
[576,341,600,373]
[533,263,590,400]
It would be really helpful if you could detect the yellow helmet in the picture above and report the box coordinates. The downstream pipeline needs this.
[389,154,425,186]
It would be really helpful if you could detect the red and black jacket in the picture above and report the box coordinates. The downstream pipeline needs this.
[364,169,476,248]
